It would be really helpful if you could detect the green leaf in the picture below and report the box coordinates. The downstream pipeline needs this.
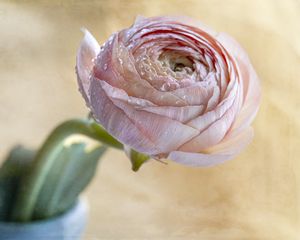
[0,146,35,221]
[30,138,106,220]
[10,119,117,222]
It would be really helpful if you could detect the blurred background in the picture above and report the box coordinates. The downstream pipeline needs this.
[0,0,299,239]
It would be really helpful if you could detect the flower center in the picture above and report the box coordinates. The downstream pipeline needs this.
[158,51,194,76]
[173,63,185,72]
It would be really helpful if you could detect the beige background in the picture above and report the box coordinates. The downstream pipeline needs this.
[1,0,300,239]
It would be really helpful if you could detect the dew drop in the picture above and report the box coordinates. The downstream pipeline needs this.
[126,31,131,39]
[127,64,133,71]
[141,29,148,34]
[160,82,171,91]
[103,63,108,70]
[160,85,167,91]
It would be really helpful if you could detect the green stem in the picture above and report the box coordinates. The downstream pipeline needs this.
[11,118,122,222]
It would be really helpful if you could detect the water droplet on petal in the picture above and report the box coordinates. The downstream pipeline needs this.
[103,64,108,70]
[141,29,148,34]
[160,84,166,91]
[160,82,171,91]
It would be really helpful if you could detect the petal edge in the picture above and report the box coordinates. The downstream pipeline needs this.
[76,29,100,103]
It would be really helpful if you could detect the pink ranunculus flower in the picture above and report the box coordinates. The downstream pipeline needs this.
[76,16,261,167]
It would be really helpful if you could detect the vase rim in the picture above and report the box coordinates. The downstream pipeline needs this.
[0,197,88,227]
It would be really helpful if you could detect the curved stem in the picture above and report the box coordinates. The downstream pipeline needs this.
[11,119,122,222]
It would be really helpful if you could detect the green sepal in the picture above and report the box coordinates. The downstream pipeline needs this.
[127,148,150,172]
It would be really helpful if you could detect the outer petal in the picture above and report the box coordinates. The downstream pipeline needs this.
[187,80,239,132]
[179,91,239,151]
[100,80,200,153]
[89,77,161,154]
[168,127,253,167]
[217,32,261,134]
[76,29,100,103]
[168,151,232,167]
[179,79,241,152]
[204,127,254,155]
[91,78,200,155]
[132,15,218,39]
[231,60,260,134]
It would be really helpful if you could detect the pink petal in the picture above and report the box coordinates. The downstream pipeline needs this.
[132,16,217,38]
[168,127,253,167]
[142,105,204,123]
[99,80,156,108]
[93,34,187,107]
[187,80,238,131]
[167,151,232,167]
[171,85,213,105]
[179,96,239,151]
[231,60,260,133]
[206,86,221,111]
[204,126,253,155]
[90,77,161,154]
[217,32,261,134]
[95,80,199,155]
[76,29,100,103]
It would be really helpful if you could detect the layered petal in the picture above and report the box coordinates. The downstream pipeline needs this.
[216,32,261,134]
[76,29,100,103]
[93,34,188,107]
[142,105,204,122]
[168,151,232,167]
[179,89,240,151]
[168,126,253,167]
[89,77,161,154]
[204,126,254,155]
[92,78,200,155]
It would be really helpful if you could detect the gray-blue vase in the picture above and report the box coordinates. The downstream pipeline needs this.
[0,198,88,240]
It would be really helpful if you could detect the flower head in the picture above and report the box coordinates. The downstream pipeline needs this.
[76,16,261,167]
